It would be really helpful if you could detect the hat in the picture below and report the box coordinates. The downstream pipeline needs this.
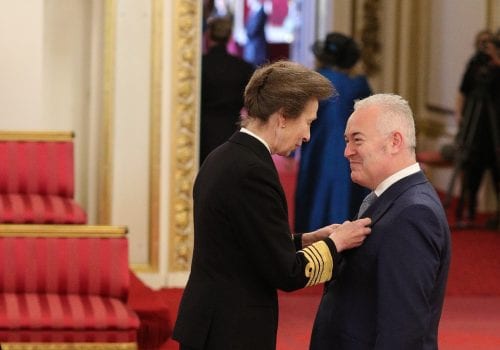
[311,32,361,69]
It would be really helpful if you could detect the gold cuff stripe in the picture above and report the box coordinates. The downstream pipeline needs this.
[302,244,323,286]
[301,240,333,287]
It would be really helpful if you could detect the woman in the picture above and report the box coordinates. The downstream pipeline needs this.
[295,32,372,233]
[173,60,371,350]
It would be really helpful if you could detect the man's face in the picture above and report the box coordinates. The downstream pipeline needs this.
[344,106,391,189]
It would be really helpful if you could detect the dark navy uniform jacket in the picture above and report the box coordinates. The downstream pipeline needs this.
[174,132,340,350]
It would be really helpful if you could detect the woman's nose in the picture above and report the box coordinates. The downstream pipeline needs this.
[303,131,311,143]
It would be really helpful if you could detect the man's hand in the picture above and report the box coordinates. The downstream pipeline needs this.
[328,218,372,252]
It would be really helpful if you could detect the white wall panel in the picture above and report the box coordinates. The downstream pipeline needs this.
[427,0,487,110]
[0,0,44,128]
[112,0,152,265]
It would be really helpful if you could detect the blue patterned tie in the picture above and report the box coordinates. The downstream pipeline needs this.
[357,192,377,218]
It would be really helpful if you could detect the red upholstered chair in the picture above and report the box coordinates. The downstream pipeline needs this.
[0,224,140,349]
[127,270,173,349]
[0,131,87,224]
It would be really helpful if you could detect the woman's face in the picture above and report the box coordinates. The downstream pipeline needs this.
[273,98,318,156]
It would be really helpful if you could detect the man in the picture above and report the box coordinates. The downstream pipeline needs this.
[310,94,451,350]
[200,15,255,166]
[453,29,500,229]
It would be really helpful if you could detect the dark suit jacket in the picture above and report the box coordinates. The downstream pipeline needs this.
[173,132,338,350]
[200,45,254,165]
[310,171,451,350]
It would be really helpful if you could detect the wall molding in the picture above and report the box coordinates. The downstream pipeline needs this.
[98,0,116,225]
[168,0,201,272]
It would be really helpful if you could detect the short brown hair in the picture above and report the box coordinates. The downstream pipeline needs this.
[207,16,232,44]
[243,60,335,122]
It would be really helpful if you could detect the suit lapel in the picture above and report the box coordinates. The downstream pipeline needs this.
[364,171,429,225]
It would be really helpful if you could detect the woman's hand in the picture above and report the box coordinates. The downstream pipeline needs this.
[328,218,372,252]
[301,224,340,247]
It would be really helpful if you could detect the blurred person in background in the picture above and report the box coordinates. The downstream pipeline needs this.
[199,15,255,166]
[295,32,372,233]
[243,0,272,67]
[453,28,500,229]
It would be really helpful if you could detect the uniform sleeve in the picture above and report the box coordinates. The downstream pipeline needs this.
[300,238,338,287]
[293,233,303,250]
[231,163,337,291]
[374,204,445,349]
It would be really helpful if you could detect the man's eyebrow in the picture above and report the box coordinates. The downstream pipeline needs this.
[345,131,363,138]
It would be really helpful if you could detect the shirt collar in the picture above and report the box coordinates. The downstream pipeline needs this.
[374,162,421,196]
[240,127,271,153]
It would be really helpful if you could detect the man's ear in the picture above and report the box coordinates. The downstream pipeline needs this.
[391,131,404,152]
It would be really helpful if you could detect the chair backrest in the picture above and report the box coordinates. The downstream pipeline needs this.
[0,225,130,301]
[0,131,75,197]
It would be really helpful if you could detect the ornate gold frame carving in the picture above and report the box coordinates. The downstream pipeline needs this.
[168,0,200,272]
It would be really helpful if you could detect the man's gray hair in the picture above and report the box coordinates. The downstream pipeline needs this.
[354,93,416,151]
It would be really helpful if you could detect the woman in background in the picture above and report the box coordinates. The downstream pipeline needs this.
[295,32,372,233]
